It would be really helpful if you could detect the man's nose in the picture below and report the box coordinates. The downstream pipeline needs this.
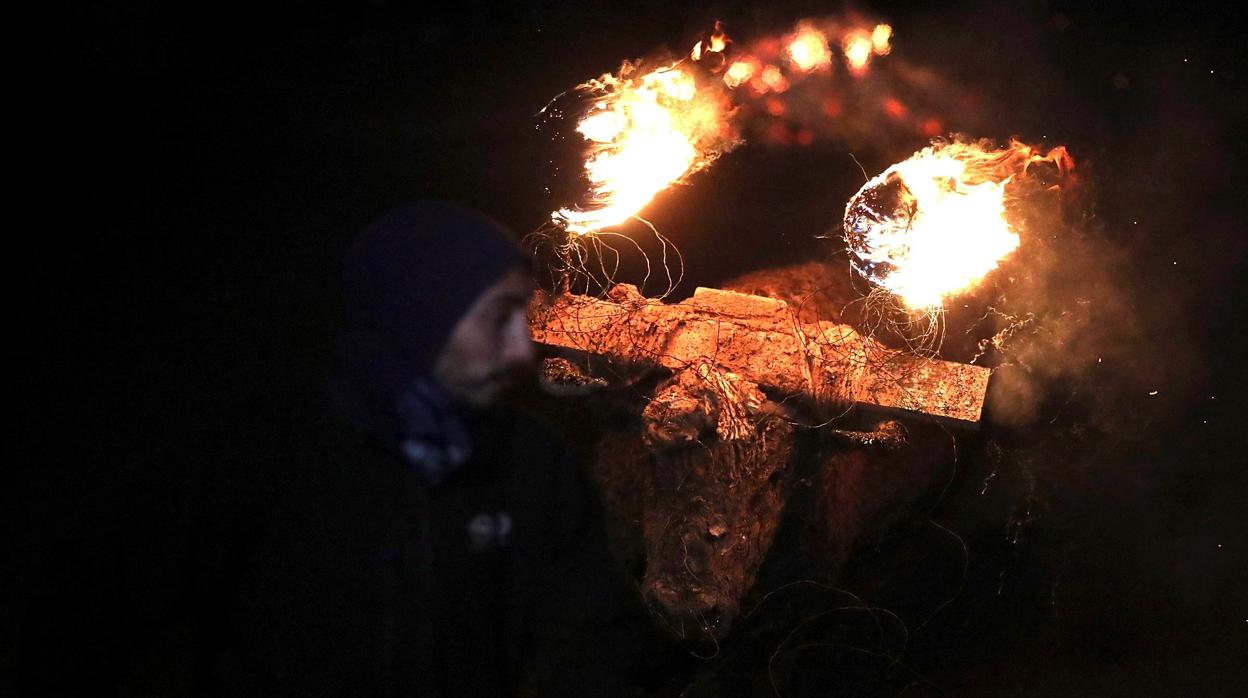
[503,312,536,365]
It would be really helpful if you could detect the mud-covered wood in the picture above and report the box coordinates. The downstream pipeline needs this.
[529,284,990,424]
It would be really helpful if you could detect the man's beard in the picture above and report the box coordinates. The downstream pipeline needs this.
[467,364,534,407]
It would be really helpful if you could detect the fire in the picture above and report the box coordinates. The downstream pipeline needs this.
[757,64,790,93]
[843,23,892,73]
[550,17,900,236]
[723,59,758,88]
[691,21,730,61]
[871,24,893,55]
[843,30,873,73]
[786,23,832,72]
[708,23,729,52]
[553,63,736,235]
[843,139,1073,309]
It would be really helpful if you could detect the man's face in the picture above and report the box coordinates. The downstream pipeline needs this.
[432,267,536,408]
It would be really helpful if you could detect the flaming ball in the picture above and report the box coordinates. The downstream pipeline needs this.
[548,16,903,237]
[843,139,1072,310]
[552,63,737,235]
[786,23,833,72]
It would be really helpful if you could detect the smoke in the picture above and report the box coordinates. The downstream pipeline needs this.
[971,162,1149,430]
[846,4,1246,687]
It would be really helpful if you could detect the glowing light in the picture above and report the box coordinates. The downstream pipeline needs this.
[882,97,907,120]
[786,24,832,72]
[843,30,873,73]
[691,21,730,61]
[843,139,1073,309]
[550,16,901,236]
[723,59,758,88]
[871,24,893,55]
[758,64,789,93]
[554,64,736,235]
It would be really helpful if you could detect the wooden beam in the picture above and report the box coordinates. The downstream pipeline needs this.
[530,284,990,425]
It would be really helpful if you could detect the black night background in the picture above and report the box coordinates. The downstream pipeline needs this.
[10,1,1247,695]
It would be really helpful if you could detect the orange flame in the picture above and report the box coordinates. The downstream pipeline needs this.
[871,24,893,55]
[786,23,832,72]
[844,139,1073,309]
[709,22,729,52]
[843,30,873,73]
[551,17,900,235]
[692,20,730,61]
[553,63,736,235]
[723,58,758,88]
[757,64,790,93]
[842,23,892,74]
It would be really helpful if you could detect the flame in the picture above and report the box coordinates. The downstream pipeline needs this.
[871,24,893,55]
[723,58,758,88]
[691,21,730,61]
[709,23,729,52]
[786,23,832,72]
[842,23,892,73]
[843,30,873,73]
[550,17,901,236]
[554,63,736,235]
[757,64,789,93]
[844,139,1073,309]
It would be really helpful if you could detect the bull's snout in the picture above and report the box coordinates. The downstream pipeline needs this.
[641,525,736,640]
[642,578,731,640]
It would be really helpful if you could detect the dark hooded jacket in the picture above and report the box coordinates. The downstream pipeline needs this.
[19,204,652,696]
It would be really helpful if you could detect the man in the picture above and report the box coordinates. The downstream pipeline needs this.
[21,202,652,695]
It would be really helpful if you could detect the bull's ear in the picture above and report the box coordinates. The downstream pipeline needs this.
[828,419,908,450]
[539,356,608,396]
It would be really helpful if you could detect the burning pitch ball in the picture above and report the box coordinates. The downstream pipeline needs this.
[844,138,1074,310]
[549,15,896,236]
[551,63,738,236]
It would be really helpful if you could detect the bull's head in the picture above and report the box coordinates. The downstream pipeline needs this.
[535,262,970,643]
[635,363,795,639]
